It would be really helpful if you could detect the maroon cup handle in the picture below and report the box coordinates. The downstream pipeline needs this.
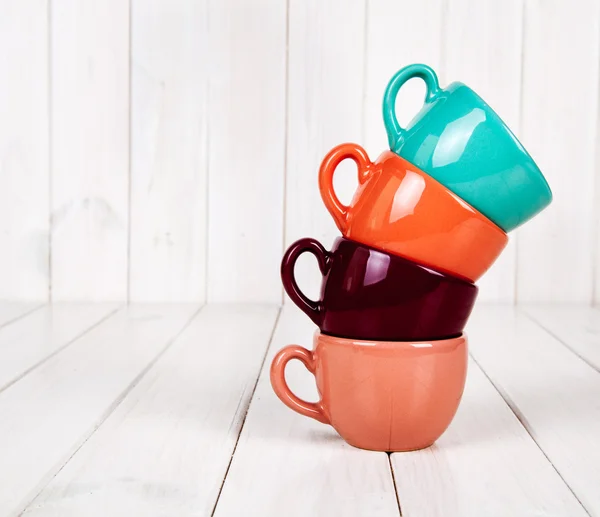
[281,238,330,326]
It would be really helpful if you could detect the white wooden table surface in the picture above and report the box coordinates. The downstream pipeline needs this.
[0,302,598,516]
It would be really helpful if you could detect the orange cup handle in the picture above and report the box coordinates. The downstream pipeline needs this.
[270,345,329,425]
[318,143,373,233]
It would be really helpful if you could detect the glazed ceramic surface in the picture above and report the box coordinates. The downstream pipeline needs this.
[318,143,508,282]
[270,332,468,452]
[281,236,478,341]
[383,64,552,232]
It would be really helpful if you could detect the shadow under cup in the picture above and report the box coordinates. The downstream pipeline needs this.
[281,237,478,341]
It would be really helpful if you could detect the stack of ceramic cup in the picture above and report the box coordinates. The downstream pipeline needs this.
[270,64,552,453]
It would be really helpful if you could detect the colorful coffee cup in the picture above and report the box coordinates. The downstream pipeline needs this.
[318,143,508,282]
[282,237,478,341]
[383,63,552,232]
[270,332,467,452]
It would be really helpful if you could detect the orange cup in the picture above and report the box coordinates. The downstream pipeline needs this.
[318,143,508,282]
[270,332,467,452]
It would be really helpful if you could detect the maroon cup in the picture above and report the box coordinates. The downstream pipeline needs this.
[281,237,478,341]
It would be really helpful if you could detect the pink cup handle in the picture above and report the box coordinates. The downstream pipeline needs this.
[270,345,329,424]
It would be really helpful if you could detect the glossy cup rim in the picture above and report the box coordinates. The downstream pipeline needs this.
[331,236,479,291]
[316,330,467,350]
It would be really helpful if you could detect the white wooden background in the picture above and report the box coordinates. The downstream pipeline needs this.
[1,0,597,304]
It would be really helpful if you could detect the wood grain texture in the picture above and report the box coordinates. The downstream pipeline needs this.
[442,0,522,302]
[1,304,599,515]
[284,0,366,302]
[129,0,208,303]
[23,305,278,517]
[467,305,600,515]
[364,0,444,156]
[517,0,600,302]
[213,306,400,517]
[0,303,119,392]
[206,0,286,303]
[524,304,600,372]
[391,355,587,517]
[51,0,129,301]
[0,0,49,300]
[0,304,199,516]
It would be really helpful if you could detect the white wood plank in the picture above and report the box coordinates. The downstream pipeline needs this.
[0,302,43,328]
[206,0,286,303]
[130,0,208,303]
[0,303,120,392]
[467,305,600,515]
[391,356,587,517]
[523,304,600,373]
[443,0,522,302]
[284,0,366,301]
[51,0,129,301]
[517,0,600,302]
[0,304,199,516]
[0,0,49,300]
[213,306,400,517]
[364,0,444,157]
[23,304,278,516]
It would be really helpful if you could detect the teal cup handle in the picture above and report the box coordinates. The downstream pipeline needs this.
[383,64,441,150]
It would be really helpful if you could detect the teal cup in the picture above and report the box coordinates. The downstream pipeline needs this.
[383,64,552,232]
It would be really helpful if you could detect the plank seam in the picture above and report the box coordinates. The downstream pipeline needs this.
[387,453,403,516]
[514,0,526,305]
[468,350,592,517]
[126,0,133,303]
[204,4,212,303]
[521,309,600,375]
[47,0,53,303]
[592,6,600,304]
[360,0,369,145]
[16,304,205,517]
[439,0,448,81]
[0,304,45,331]
[281,0,290,305]
[203,4,211,303]
[0,305,123,395]
[209,306,283,517]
